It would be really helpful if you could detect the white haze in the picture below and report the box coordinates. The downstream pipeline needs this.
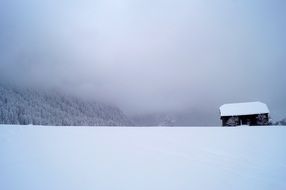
[0,0,285,120]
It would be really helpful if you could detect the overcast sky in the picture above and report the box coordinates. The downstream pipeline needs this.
[0,0,285,120]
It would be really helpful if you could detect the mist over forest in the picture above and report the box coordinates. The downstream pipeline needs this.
[0,0,286,124]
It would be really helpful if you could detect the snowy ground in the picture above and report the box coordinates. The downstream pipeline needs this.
[0,125,286,190]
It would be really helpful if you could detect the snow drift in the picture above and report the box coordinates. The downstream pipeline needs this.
[0,125,286,190]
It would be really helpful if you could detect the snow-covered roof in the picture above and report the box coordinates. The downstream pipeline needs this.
[220,101,269,117]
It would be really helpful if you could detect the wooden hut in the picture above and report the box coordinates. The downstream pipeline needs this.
[220,102,270,126]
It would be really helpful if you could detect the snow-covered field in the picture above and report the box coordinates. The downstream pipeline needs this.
[0,125,286,190]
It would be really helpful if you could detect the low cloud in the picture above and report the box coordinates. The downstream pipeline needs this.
[0,0,285,121]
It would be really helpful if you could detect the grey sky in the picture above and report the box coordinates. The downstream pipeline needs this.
[0,0,285,121]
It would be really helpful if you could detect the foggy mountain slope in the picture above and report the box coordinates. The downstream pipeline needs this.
[275,118,286,126]
[131,110,219,126]
[0,85,132,126]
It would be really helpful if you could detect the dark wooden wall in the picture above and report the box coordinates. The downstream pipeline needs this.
[221,114,269,126]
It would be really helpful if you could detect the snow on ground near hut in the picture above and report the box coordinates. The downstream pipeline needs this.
[0,126,286,190]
